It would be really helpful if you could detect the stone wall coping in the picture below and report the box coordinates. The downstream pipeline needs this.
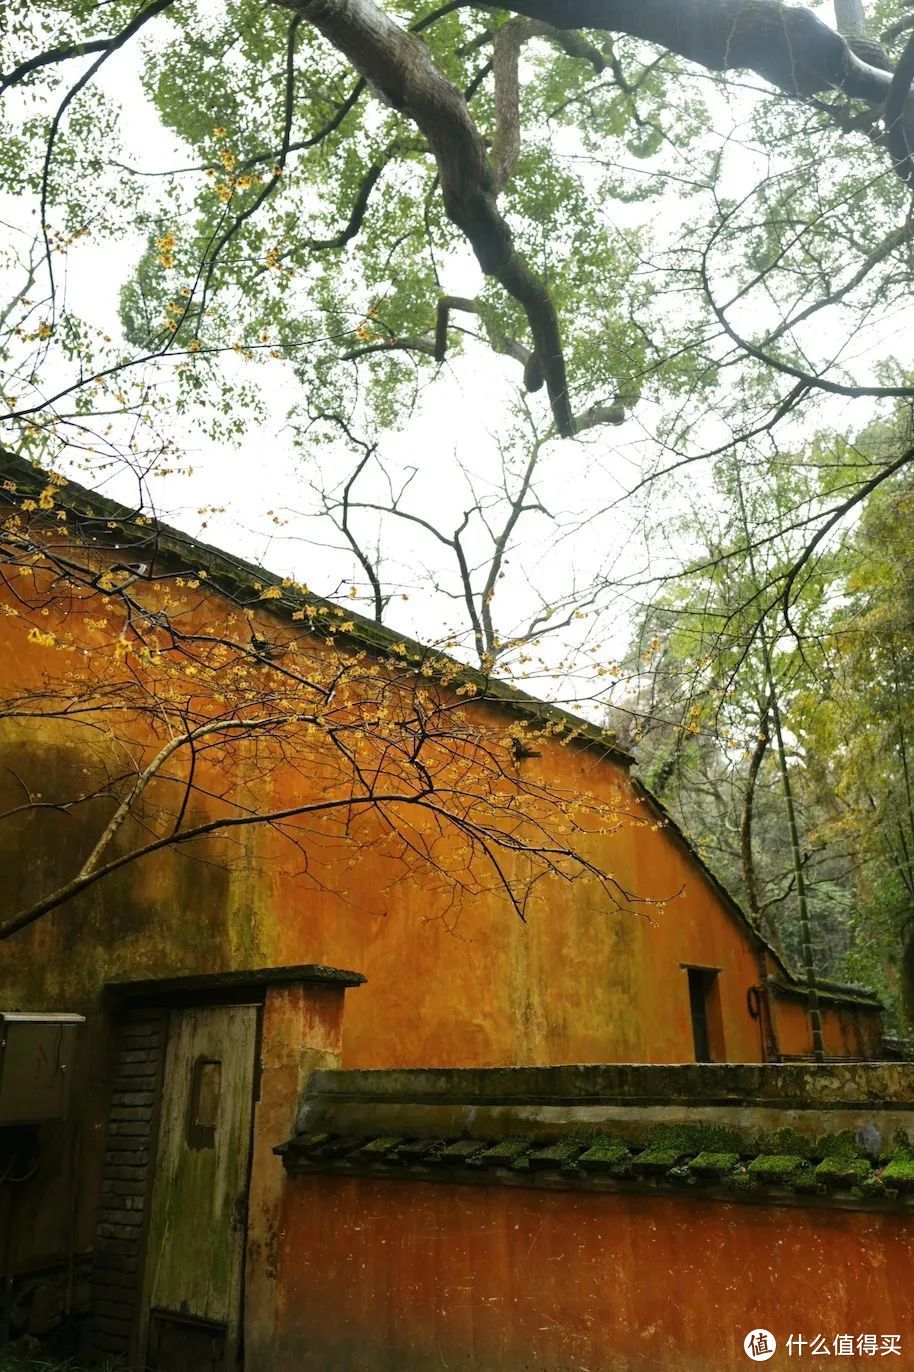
[283,1062,914,1211]
[305,1062,914,1109]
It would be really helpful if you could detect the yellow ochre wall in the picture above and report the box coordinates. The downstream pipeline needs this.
[0,539,876,1072]
[0,528,880,1274]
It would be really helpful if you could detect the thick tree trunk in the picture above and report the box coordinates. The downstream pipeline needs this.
[503,0,895,100]
[901,919,914,1031]
[740,695,778,942]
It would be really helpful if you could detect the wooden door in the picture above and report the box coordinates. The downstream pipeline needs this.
[140,1004,258,1371]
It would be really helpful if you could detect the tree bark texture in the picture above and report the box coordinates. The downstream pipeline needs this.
[503,0,898,100]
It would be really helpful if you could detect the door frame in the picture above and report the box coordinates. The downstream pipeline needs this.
[137,1000,263,1372]
[100,982,267,1372]
[96,965,363,1370]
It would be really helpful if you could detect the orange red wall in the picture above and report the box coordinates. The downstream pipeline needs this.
[272,1174,913,1371]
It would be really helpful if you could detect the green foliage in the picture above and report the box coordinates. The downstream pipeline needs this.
[0,0,770,463]
[4,0,914,951]
[577,1136,631,1172]
[617,404,914,1023]
[757,1128,813,1159]
[816,1130,868,1160]
[814,1156,873,1187]
[645,1122,744,1154]
[797,405,914,1024]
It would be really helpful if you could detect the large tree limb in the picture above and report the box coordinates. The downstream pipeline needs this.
[435,294,534,371]
[269,0,914,443]
[434,296,629,422]
[502,0,899,103]
[493,19,526,190]
[271,0,576,436]
[886,28,914,184]
[493,18,608,190]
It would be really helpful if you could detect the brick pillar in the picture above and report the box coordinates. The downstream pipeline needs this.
[88,1009,167,1364]
[243,982,348,1371]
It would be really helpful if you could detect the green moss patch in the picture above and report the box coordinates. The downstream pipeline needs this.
[645,1123,744,1156]
[393,1137,448,1163]
[528,1138,587,1170]
[747,1154,809,1183]
[853,1174,886,1199]
[882,1156,914,1192]
[477,1137,537,1167]
[281,1116,914,1207]
[578,1139,632,1175]
[816,1130,866,1160]
[632,1147,685,1177]
[757,1129,813,1159]
[688,1151,741,1179]
[885,1135,914,1164]
[355,1135,404,1159]
[815,1156,873,1189]
[438,1139,487,1165]
[722,1171,760,1196]
[791,1170,825,1196]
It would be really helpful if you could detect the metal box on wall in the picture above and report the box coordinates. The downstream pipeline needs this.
[0,1012,85,1124]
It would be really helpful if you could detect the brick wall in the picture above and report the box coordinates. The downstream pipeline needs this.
[88,1009,166,1362]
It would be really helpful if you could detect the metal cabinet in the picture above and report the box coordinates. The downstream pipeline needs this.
[0,1012,85,1124]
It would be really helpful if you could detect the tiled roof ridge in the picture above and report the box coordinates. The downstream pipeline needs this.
[278,1122,914,1208]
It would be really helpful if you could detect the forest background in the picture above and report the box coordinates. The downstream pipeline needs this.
[3,0,914,1029]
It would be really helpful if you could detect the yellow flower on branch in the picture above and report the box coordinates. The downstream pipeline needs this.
[155,232,175,268]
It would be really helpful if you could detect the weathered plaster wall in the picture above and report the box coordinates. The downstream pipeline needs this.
[0,562,780,1074]
[244,982,347,1370]
[773,991,883,1060]
[0,534,880,1282]
[268,1064,914,1372]
[272,1175,914,1372]
[0,687,867,1078]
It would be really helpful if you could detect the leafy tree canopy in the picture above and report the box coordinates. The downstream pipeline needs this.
[3,0,914,469]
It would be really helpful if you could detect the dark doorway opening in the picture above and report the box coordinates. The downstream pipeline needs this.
[686,967,724,1062]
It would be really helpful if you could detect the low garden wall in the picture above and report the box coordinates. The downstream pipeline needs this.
[268,1063,914,1371]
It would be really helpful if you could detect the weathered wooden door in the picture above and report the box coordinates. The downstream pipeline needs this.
[140,1004,258,1371]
